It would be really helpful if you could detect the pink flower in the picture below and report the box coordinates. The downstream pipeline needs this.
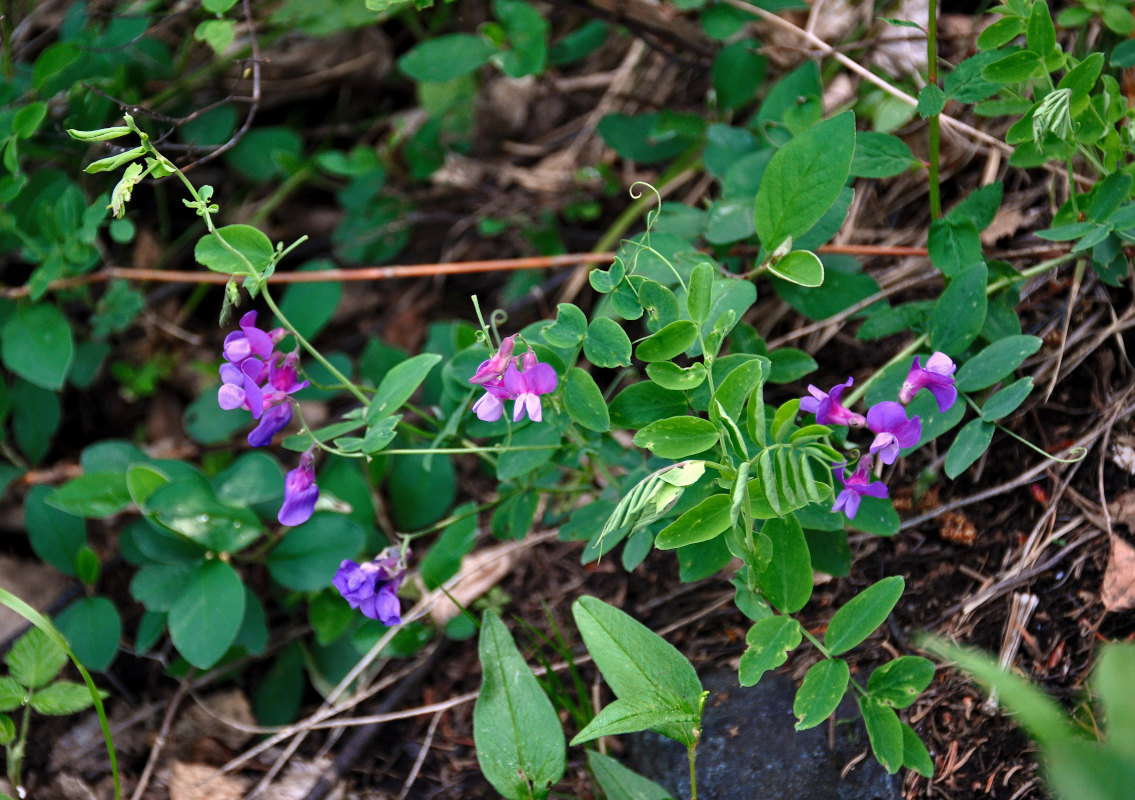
[279,449,318,526]
[468,335,517,386]
[832,457,888,520]
[800,378,867,427]
[503,360,558,422]
[866,401,921,465]
[898,352,957,412]
[222,311,275,364]
[473,382,512,422]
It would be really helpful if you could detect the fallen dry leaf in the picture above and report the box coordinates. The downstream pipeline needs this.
[0,554,70,642]
[168,761,247,800]
[171,688,257,756]
[422,543,515,626]
[1102,534,1135,613]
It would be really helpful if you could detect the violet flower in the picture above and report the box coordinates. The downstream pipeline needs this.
[866,401,922,465]
[503,359,558,422]
[898,352,957,412]
[472,382,512,422]
[832,457,888,520]
[332,548,406,626]
[278,449,318,526]
[218,358,266,419]
[222,311,275,364]
[468,335,517,386]
[800,378,867,427]
[248,403,293,447]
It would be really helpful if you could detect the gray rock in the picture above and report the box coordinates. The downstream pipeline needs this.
[624,668,899,800]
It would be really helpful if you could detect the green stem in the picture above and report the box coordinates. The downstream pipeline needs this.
[926,5,941,219]
[591,150,703,255]
[260,287,369,405]
[249,162,316,226]
[843,334,927,408]
[688,741,699,800]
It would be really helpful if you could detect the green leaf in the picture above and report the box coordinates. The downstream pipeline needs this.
[572,595,701,703]
[6,628,67,689]
[23,485,85,576]
[0,678,25,712]
[769,250,824,287]
[1026,0,1056,57]
[1057,52,1103,100]
[945,418,995,478]
[584,317,633,368]
[916,84,946,118]
[587,751,674,800]
[367,353,441,422]
[655,494,732,549]
[868,656,935,709]
[982,50,1043,83]
[927,215,982,277]
[143,479,262,555]
[687,262,714,324]
[901,721,934,777]
[419,503,479,589]
[12,102,46,139]
[495,0,549,78]
[738,615,802,686]
[398,34,496,83]
[982,376,1033,420]
[194,224,274,275]
[645,361,706,391]
[976,17,1024,51]
[54,597,121,672]
[824,575,905,656]
[713,357,767,420]
[0,303,73,391]
[851,131,916,178]
[1093,643,1135,753]
[929,263,988,355]
[633,416,719,459]
[474,611,566,800]
[266,514,365,591]
[46,473,132,519]
[30,682,99,715]
[597,112,703,164]
[635,320,699,362]
[571,690,699,746]
[495,420,562,482]
[955,335,1041,391]
[125,464,169,507]
[754,113,854,252]
[213,451,284,507]
[563,367,610,432]
[713,39,765,110]
[767,348,817,383]
[756,515,812,613]
[542,303,588,348]
[194,19,235,54]
[609,382,688,429]
[168,560,246,669]
[860,696,903,774]
[793,658,850,730]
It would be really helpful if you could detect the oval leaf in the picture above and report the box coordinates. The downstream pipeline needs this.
[756,515,812,614]
[168,560,246,669]
[824,575,905,656]
[769,250,824,288]
[0,303,74,391]
[473,611,566,800]
[794,658,850,730]
[955,335,1042,391]
[635,320,699,362]
[655,493,732,550]
[739,615,802,687]
[563,367,610,432]
[633,416,719,459]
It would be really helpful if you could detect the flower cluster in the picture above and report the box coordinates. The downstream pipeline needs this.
[217,310,318,526]
[469,334,558,423]
[802,352,957,520]
[332,547,407,626]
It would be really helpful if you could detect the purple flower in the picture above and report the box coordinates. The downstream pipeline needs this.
[898,352,957,412]
[332,548,406,626]
[866,401,922,465]
[263,351,309,405]
[469,335,517,386]
[248,403,293,447]
[218,358,266,419]
[800,378,867,427]
[223,311,275,364]
[472,382,511,422]
[832,457,888,520]
[502,359,558,422]
[279,449,318,526]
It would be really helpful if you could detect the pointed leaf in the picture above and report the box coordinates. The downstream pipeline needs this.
[825,576,904,656]
[739,615,802,686]
[794,658,850,730]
